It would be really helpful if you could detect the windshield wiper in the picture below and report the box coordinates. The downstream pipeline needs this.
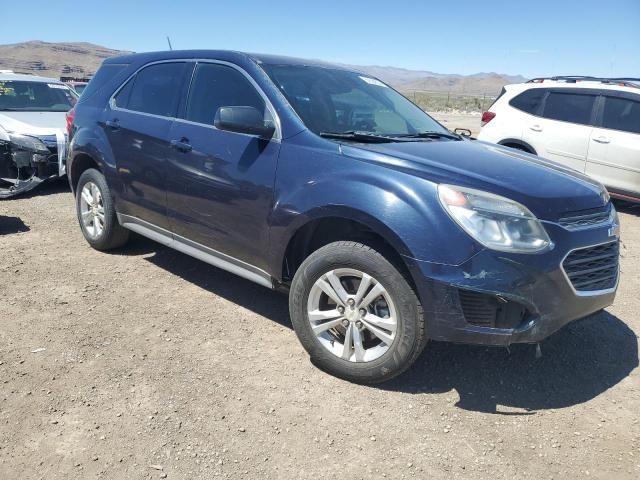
[319,131,408,143]
[0,108,19,111]
[395,131,462,140]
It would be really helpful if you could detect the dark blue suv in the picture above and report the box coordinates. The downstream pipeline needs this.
[67,51,620,383]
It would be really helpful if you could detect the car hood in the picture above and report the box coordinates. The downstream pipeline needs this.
[0,111,67,135]
[341,139,608,220]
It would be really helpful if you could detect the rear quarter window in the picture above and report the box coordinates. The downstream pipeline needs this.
[79,64,127,101]
[509,88,545,115]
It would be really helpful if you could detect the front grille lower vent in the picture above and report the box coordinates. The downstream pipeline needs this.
[458,290,528,329]
[562,241,619,292]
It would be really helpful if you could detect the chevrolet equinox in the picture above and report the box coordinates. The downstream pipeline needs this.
[67,51,620,383]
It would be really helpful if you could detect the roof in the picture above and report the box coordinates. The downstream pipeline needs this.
[0,72,63,83]
[507,77,640,95]
[104,49,355,71]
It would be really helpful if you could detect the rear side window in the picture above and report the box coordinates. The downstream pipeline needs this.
[602,96,640,134]
[509,88,545,114]
[184,63,266,125]
[123,62,187,117]
[543,92,595,125]
[80,64,126,101]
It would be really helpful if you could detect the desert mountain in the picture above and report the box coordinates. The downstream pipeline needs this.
[0,41,525,94]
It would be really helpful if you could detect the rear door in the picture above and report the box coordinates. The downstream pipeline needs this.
[522,88,598,172]
[165,61,281,270]
[104,61,190,230]
[587,92,640,196]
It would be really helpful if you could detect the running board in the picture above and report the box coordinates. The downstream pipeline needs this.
[117,214,274,289]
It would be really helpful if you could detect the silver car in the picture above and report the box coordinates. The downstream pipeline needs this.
[0,71,78,198]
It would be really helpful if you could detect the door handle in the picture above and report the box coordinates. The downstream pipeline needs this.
[170,138,193,153]
[593,136,611,144]
[529,125,543,132]
[105,119,120,130]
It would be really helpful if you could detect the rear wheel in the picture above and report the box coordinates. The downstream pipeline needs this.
[76,168,129,251]
[289,241,426,383]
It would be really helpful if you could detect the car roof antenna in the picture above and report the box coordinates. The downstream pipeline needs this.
[166,36,173,51]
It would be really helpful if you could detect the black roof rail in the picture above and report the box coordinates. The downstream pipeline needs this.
[526,76,640,89]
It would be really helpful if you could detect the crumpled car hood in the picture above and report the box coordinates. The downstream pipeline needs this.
[341,139,608,221]
[0,112,67,198]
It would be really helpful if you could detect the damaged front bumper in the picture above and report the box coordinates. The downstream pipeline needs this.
[0,130,67,198]
[409,211,620,346]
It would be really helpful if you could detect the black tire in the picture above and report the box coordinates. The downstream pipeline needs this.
[289,241,426,384]
[75,168,129,251]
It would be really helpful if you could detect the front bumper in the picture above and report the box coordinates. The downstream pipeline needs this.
[408,213,620,346]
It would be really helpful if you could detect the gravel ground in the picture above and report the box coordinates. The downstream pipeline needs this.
[1,180,639,480]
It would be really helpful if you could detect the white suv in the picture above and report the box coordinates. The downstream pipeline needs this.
[477,76,640,202]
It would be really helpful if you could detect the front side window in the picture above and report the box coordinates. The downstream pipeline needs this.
[602,96,640,134]
[0,80,77,112]
[261,64,447,136]
[119,62,187,117]
[542,92,596,125]
[185,63,267,125]
[509,88,545,115]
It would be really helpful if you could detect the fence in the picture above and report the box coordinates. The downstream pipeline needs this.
[401,90,498,114]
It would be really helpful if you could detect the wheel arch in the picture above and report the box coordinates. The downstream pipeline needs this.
[69,152,103,194]
[278,207,416,287]
[497,138,537,155]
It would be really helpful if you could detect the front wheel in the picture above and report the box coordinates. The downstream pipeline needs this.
[289,241,426,383]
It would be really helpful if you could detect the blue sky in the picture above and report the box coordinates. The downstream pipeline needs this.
[1,0,638,77]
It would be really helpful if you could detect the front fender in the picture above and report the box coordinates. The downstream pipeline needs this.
[267,135,482,278]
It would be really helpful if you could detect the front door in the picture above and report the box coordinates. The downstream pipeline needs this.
[166,62,281,270]
[523,89,597,172]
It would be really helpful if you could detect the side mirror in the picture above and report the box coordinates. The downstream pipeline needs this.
[453,128,472,138]
[214,106,275,139]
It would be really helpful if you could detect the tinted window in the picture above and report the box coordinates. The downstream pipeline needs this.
[602,96,640,134]
[80,64,126,101]
[185,63,266,125]
[126,62,187,117]
[113,77,134,108]
[543,92,595,125]
[509,88,545,114]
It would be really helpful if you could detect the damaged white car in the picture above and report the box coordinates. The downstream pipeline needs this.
[0,71,77,198]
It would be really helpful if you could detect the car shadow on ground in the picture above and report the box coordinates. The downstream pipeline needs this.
[0,215,30,234]
[122,235,638,415]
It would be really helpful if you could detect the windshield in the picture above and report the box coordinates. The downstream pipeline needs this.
[261,64,448,137]
[0,80,78,112]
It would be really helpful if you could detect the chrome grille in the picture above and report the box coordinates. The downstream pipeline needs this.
[558,204,611,228]
[563,241,619,292]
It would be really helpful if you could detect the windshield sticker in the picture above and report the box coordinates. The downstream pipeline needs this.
[359,76,387,88]
[47,83,68,89]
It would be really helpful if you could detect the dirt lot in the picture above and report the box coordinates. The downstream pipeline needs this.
[431,112,482,136]
[1,178,639,480]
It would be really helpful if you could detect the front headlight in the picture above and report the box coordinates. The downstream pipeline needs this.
[438,184,551,253]
[7,133,49,153]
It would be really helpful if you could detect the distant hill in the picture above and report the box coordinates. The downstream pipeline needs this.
[0,41,130,79]
[346,65,527,95]
[0,41,525,94]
